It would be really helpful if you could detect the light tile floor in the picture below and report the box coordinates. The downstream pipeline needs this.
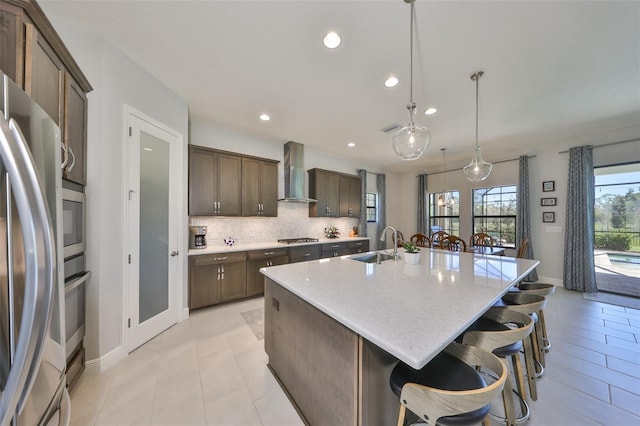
[69,288,640,426]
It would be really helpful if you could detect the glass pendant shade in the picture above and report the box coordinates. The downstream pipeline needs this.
[464,70,492,182]
[392,0,430,161]
[463,146,493,182]
[392,105,431,160]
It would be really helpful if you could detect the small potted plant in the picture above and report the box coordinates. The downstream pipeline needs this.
[402,241,421,265]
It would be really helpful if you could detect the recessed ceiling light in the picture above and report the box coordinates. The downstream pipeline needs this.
[259,114,270,121]
[347,142,356,148]
[323,31,341,49]
[424,107,437,115]
[384,76,399,88]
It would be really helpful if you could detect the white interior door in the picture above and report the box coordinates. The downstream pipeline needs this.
[126,111,181,352]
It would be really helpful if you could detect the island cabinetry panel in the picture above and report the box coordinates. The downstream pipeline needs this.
[321,241,349,258]
[246,248,288,297]
[188,251,246,308]
[265,279,359,426]
[308,168,339,217]
[339,175,361,218]
[241,157,278,217]
[189,146,242,216]
[289,244,321,263]
[347,239,369,254]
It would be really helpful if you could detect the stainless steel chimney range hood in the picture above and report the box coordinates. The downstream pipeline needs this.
[278,141,317,203]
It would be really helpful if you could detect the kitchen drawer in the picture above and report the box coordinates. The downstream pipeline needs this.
[192,251,246,266]
[247,248,289,261]
[289,244,321,263]
[322,242,349,258]
[347,240,369,251]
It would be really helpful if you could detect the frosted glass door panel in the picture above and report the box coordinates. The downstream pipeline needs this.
[138,131,169,323]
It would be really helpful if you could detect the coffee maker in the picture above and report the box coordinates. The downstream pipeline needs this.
[189,226,207,249]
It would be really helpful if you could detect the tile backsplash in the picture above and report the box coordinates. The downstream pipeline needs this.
[189,202,359,246]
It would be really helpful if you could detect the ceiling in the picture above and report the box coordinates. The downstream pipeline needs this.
[39,0,640,173]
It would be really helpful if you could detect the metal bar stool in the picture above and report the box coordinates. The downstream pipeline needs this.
[390,342,507,426]
[513,283,555,357]
[496,292,547,401]
[462,308,535,426]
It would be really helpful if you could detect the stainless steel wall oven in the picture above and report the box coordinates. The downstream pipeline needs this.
[62,188,85,258]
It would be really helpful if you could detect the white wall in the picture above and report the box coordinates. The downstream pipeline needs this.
[48,19,189,364]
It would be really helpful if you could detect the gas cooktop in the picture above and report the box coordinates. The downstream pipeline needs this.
[277,238,319,244]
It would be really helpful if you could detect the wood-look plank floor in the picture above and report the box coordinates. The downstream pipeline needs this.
[68,287,639,426]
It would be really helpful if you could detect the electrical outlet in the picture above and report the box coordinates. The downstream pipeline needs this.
[272,297,279,311]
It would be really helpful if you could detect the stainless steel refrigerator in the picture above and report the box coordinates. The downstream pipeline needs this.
[0,73,69,425]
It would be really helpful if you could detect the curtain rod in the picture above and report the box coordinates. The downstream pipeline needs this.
[558,138,639,154]
[418,155,537,176]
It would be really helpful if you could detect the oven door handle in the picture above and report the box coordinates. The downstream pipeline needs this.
[65,271,91,293]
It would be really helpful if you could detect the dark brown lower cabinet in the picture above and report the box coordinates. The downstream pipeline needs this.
[321,242,350,258]
[289,245,322,263]
[189,240,369,309]
[246,248,289,297]
[189,251,246,309]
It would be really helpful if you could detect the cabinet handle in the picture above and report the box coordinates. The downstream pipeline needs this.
[214,256,227,261]
[302,253,311,257]
[264,251,275,256]
[220,265,225,280]
[331,245,340,249]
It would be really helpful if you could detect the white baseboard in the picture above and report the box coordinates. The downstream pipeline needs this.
[536,276,564,287]
[180,307,190,322]
[84,345,124,377]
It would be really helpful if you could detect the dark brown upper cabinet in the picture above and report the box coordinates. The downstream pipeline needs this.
[189,146,242,216]
[242,157,278,217]
[308,168,340,217]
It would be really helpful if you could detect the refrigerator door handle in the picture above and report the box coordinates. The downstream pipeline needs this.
[0,116,56,425]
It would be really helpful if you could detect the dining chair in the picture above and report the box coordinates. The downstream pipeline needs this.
[410,233,431,248]
[469,232,494,248]
[516,237,529,258]
[431,230,449,248]
[390,342,507,426]
[443,235,467,252]
[393,231,405,248]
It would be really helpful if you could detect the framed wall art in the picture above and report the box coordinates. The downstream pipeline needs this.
[542,212,555,223]
[541,197,557,206]
[542,181,555,192]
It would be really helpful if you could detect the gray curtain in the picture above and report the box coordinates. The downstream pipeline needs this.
[377,173,386,250]
[357,169,367,237]
[417,174,428,235]
[564,146,597,292]
[516,156,538,281]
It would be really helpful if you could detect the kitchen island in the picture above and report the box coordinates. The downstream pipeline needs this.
[260,249,539,425]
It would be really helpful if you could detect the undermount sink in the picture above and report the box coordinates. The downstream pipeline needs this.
[351,253,395,263]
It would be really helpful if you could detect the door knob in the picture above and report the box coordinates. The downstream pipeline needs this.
[170,250,179,256]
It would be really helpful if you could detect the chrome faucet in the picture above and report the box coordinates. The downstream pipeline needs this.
[380,226,399,261]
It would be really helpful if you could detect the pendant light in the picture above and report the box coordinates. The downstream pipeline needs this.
[438,148,455,206]
[391,0,431,161]
[463,70,493,181]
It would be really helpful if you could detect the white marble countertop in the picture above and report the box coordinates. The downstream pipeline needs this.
[188,236,370,256]
[260,248,540,369]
